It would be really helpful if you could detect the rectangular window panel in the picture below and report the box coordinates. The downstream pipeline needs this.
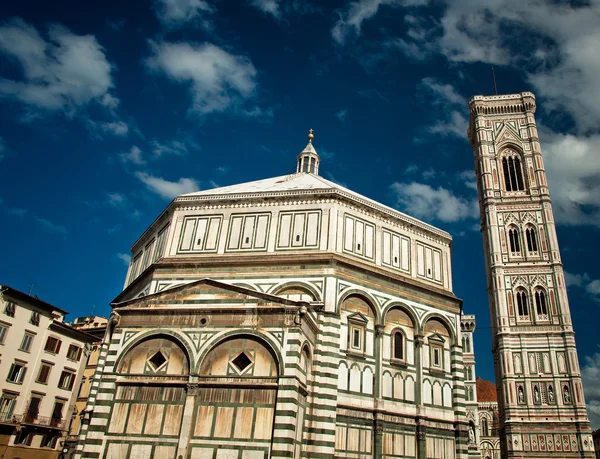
[278,214,292,248]
[228,216,243,249]
[144,404,165,435]
[306,212,320,247]
[194,405,214,437]
[20,333,33,352]
[192,218,208,251]
[255,215,269,249]
[154,225,170,262]
[206,217,221,250]
[241,216,256,249]
[180,218,196,251]
[344,217,354,251]
[0,325,7,344]
[291,213,305,247]
[214,407,234,437]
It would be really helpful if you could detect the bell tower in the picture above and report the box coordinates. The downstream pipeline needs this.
[468,92,594,458]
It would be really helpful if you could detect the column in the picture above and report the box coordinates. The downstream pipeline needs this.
[175,382,199,459]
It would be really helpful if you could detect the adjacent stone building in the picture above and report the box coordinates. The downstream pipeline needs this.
[76,132,477,459]
[476,378,500,459]
[0,285,95,459]
[468,92,595,457]
[66,316,108,452]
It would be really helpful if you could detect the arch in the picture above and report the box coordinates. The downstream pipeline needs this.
[382,302,418,328]
[421,313,456,343]
[338,361,349,390]
[272,282,320,301]
[443,383,452,408]
[199,336,278,377]
[196,330,284,376]
[349,363,362,392]
[338,290,380,322]
[299,343,312,385]
[404,375,415,401]
[382,371,393,398]
[113,331,193,375]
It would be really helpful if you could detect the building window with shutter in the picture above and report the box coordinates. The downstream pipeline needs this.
[30,311,40,326]
[4,302,15,318]
[67,344,82,361]
[44,336,62,354]
[0,393,17,422]
[58,370,75,390]
[36,362,53,384]
[7,362,27,384]
[0,324,9,345]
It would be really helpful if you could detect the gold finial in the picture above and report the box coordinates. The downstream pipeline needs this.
[308,128,314,142]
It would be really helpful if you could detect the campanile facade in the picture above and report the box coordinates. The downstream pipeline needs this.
[468,92,594,458]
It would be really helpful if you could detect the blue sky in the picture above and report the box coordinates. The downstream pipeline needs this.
[1,0,600,424]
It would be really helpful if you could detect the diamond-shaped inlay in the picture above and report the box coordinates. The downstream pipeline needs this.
[149,351,167,370]
[232,352,252,372]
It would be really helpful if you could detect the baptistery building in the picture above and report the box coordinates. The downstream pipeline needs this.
[75,131,477,459]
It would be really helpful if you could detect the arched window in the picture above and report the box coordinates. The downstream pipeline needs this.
[392,331,404,360]
[516,290,529,317]
[508,227,521,253]
[525,227,538,252]
[535,290,548,316]
[502,153,525,191]
[481,418,489,436]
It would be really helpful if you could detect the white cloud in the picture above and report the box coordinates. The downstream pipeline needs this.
[250,0,281,18]
[146,41,258,115]
[106,192,126,208]
[151,140,188,157]
[336,108,348,122]
[119,146,146,166]
[136,171,200,199]
[0,18,114,115]
[154,0,215,28]
[541,131,600,226]
[399,1,600,133]
[116,252,131,266]
[582,353,600,429]
[332,0,428,44]
[390,181,478,223]
[564,271,600,300]
[101,120,128,136]
[34,216,67,236]
[419,77,468,139]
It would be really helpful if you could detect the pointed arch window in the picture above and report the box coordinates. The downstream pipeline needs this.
[481,418,489,436]
[535,289,548,316]
[516,290,529,319]
[502,154,525,191]
[525,227,538,253]
[508,227,521,253]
